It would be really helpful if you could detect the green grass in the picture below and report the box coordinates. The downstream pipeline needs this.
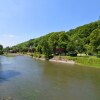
[3,54,16,57]
[67,56,100,68]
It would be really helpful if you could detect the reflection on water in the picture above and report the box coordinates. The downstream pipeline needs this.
[0,70,20,83]
[0,56,14,65]
[0,56,100,100]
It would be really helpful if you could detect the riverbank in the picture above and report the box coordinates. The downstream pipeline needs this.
[3,53,22,57]
[67,56,100,68]
[49,56,75,64]
[3,53,100,68]
[32,55,100,68]
[3,53,75,64]
[31,54,75,64]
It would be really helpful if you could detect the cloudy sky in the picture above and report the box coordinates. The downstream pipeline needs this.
[0,0,100,47]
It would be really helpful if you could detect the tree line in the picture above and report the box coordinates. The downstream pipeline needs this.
[4,21,100,59]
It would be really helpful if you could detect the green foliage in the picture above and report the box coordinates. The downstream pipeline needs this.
[97,51,100,58]
[67,56,100,68]
[32,52,42,58]
[8,21,100,59]
[0,50,3,55]
[89,29,100,54]
[0,44,3,55]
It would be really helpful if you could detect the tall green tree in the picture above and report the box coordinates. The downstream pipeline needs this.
[41,39,52,60]
[89,29,100,54]
[0,44,3,55]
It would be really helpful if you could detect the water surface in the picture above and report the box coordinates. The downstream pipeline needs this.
[0,56,100,100]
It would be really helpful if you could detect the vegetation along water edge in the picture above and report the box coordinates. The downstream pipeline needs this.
[1,20,100,68]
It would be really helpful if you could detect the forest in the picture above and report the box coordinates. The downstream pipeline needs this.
[3,21,100,59]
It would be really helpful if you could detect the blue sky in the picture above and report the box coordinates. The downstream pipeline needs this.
[0,0,100,47]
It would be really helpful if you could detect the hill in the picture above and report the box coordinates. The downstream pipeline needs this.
[5,21,100,59]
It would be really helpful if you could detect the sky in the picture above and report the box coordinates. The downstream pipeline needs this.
[0,0,100,47]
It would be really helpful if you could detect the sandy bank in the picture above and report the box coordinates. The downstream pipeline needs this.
[49,59,75,64]
[33,57,45,61]
[5,53,75,64]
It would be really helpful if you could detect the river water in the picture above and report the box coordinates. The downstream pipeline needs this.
[0,56,100,100]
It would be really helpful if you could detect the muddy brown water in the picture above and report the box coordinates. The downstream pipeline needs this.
[0,56,100,100]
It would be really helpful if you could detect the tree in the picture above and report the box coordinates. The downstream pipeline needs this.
[89,29,100,54]
[7,21,100,58]
[41,39,52,60]
[0,44,3,55]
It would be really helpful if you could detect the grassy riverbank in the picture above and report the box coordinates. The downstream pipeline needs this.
[4,53,100,68]
[67,56,100,68]
[29,53,100,68]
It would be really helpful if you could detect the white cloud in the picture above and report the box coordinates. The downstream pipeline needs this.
[0,34,16,47]
[3,34,15,38]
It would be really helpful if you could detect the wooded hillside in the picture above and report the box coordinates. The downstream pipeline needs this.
[5,21,100,58]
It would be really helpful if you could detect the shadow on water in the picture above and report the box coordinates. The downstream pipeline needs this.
[0,70,20,83]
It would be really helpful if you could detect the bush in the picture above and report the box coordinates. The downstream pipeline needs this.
[30,53,33,57]
[38,54,41,58]
[97,52,100,58]
[0,50,4,55]
[97,54,100,58]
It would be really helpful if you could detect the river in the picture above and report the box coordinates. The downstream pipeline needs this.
[0,56,100,100]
